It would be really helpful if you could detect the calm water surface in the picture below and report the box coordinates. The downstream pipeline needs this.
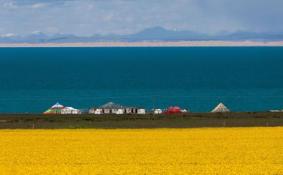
[0,47,283,112]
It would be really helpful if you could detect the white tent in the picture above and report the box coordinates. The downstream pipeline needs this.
[181,109,188,113]
[137,109,146,114]
[44,102,64,114]
[153,109,162,114]
[211,103,230,113]
[61,107,81,114]
[94,109,103,115]
[116,109,125,115]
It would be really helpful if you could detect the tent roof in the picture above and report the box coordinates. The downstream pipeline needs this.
[99,102,124,109]
[168,106,181,110]
[211,103,230,112]
[51,102,64,109]
[63,107,77,110]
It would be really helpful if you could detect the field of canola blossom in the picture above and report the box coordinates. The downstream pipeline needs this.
[0,127,282,175]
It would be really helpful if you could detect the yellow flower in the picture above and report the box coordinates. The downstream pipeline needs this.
[0,127,282,175]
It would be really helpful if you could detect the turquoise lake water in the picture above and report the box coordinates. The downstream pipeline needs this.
[0,47,283,113]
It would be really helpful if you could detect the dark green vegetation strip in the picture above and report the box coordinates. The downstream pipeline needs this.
[0,112,282,129]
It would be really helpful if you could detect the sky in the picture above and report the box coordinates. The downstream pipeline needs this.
[0,0,283,36]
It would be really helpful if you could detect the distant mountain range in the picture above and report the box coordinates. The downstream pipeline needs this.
[1,27,283,43]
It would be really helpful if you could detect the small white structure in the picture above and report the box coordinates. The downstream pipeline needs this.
[211,103,230,113]
[125,107,138,114]
[88,107,99,114]
[181,109,189,113]
[110,108,118,114]
[137,109,146,114]
[116,109,125,115]
[94,109,103,115]
[101,102,124,114]
[61,107,81,114]
[153,109,162,114]
[103,108,111,114]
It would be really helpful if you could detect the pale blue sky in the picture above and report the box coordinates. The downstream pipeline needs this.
[0,0,282,36]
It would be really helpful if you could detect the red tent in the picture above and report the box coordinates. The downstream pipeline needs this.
[164,106,182,114]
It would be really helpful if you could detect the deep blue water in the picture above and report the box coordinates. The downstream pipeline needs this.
[0,47,283,113]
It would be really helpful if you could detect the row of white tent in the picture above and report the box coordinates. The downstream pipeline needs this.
[43,102,230,115]
[89,102,146,115]
[44,102,146,115]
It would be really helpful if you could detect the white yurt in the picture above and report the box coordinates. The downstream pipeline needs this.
[181,109,188,113]
[153,109,162,114]
[137,109,146,114]
[211,103,230,113]
[43,102,64,114]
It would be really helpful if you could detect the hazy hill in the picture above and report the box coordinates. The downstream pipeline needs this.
[1,27,283,43]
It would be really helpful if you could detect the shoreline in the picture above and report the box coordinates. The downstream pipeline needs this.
[0,112,282,129]
[0,41,283,47]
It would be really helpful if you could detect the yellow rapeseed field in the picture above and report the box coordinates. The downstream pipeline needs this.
[0,127,282,175]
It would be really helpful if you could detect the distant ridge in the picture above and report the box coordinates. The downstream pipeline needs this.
[1,27,283,43]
